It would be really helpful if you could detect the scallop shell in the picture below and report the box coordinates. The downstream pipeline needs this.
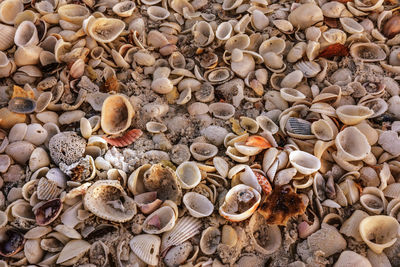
[83,180,137,222]
[350,43,386,62]
[142,206,176,234]
[101,94,134,135]
[335,126,371,161]
[359,215,399,254]
[129,234,160,266]
[176,161,201,189]
[87,17,125,43]
[0,24,16,51]
[183,192,213,218]
[219,184,261,222]
[161,216,201,253]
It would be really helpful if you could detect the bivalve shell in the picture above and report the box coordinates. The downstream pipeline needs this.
[129,234,160,266]
[183,192,213,218]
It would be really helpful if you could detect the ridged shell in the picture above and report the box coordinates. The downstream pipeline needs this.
[129,234,160,265]
[0,24,16,51]
[37,177,62,200]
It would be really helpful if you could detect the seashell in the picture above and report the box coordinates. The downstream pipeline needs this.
[147,6,170,21]
[101,94,134,135]
[287,42,307,63]
[225,34,250,52]
[183,192,213,218]
[34,198,63,226]
[231,53,255,78]
[146,121,167,133]
[340,17,364,34]
[209,102,235,119]
[15,21,39,48]
[143,206,176,234]
[280,88,306,102]
[5,141,35,165]
[192,21,214,47]
[161,216,201,253]
[128,164,151,195]
[216,22,232,41]
[359,215,399,254]
[29,147,50,172]
[0,228,25,257]
[204,67,234,84]
[350,43,386,62]
[8,122,27,143]
[176,162,201,189]
[336,105,374,125]
[200,226,221,255]
[129,234,160,266]
[112,1,136,17]
[0,0,23,25]
[219,184,261,222]
[56,240,91,266]
[335,126,370,161]
[0,24,16,51]
[334,251,372,267]
[8,97,36,114]
[164,241,192,266]
[87,17,125,43]
[84,180,136,222]
[294,60,321,78]
[195,83,215,103]
[151,78,174,94]
[190,142,218,161]
[354,0,383,11]
[103,129,142,147]
[321,2,346,18]
[248,211,282,254]
[24,226,52,240]
[58,4,90,24]
[289,150,321,175]
[134,192,162,214]
[360,187,387,214]
[259,37,286,55]
[340,209,369,241]
[288,3,323,30]
[383,15,400,39]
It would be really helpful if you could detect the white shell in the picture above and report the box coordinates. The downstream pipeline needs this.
[129,234,160,266]
[289,150,321,175]
[176,162,201,189]
[183,192,213,218]
[142,206,176,234]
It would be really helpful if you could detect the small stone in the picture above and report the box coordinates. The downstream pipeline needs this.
[3,164,25,182]
[378,131,400,156]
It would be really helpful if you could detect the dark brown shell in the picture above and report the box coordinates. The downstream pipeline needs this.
[383,16,400,39]
[8,97,36,114]
[0,228,25,257]
[34,198,63,226]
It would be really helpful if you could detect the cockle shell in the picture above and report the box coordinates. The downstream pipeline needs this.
[183,192,213,218]
[359,215,399,254]
[219,184,261,222]
[87,17,125,43]
[176,162,201,189]
[83,180,136,222]
[101,94,135,135]
[0,24,16,51]
[335,126,371,161]
[0,0,23,25]
[289,150,321,175]
[142,206,176,234]
[129,234,160,265]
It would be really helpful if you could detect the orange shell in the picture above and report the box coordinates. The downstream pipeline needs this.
[103,129,142,147]
[245,135,272,149]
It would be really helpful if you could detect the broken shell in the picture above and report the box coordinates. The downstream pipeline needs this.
[176,161,201,189]
[34,198,63,226]
[130,234,160,266]
[359,215,399,254]
[289,150,321,175]
[350,43,386,62]
[190,142,218,161]
[101,94,135,135]
[83,180,137,222]
[143,206,176,234]
[336,105,374,125]
[219,184,261,222]
[183,192,213,218]
[134,192,162,214]
[192,21,214,47]
[200,227,221,256]
[335,126,371,161]
[56,240,91,266]
[334,250,372,267]
[87,17,125,43]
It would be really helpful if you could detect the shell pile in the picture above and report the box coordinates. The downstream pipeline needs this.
[1,0,400,266]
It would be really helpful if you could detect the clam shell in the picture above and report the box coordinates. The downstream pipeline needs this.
[83,180,137,222]
[0,228,25,257]
[190,142,218,161]
[56,240,91,266]
[359,215,399,254]
[288,3,323,29]
[350,43,386,62]
[289,151,321,175]
[176,161,201,189]
[8,97,36,114]
[0,0,23,25]
[143,206,176,234]
[336,105,374,125]
[192,21,214,47]
[29,147,50,172]
[216,21,232,41]
[161,216,201,253]
[112,1,136,17]
[58,4,90,24]
[200,226,221,255]
[147,6,170,21]
[183,192,213,218]
[5,140,35,165]
[219,184,261,222]
[209,102,235,119]
[204,67,234,84]
[129,234,160,265]
[360,187,387,214]
[101,94,134,135]
[87,17,125,43]
[335,126,371,161]
[128,164,151,195]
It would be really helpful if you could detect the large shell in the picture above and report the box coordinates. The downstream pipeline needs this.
[83,180,137,222]
[0,0,23,25]
[142,206,176,234]
[219,184,261,222]
[183,192,213,218]
[335,126,371,161]
[288,3,323,29]
[350,43,386,62]
[101,94,135,135]
[359,215,399,254]
[87,17,125,43]
[129,234,160,265]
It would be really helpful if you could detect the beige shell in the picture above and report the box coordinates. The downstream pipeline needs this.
[142,206,176,234]
[289,150,321,175]
[101,94,134,135]
[340,17,364,34]
[350,43,386,62]
[58,4,90,24]
[336,105,374,125]
[222,0,243,10]
[112,1,136,17]
[87,17,125,43]
[259,37,286,55]
[183,192,213,218]
[209,102,235,119]
[14,21,39,48]
[147,6,170,21]
[56,240,91,266]
[129,234,160,266]
[0,0,24,25]
[190,142,218,161]
[192,21,214,47]
[219,184,261,222]
[335,126,371,161]
[151,78,173,94]
[360,187,387,214]
[287,42,307,63]
[225,34,250,52]
[249,211,282,254]
[200,226,221,255]
[354,0,383,11]
[83,180,137,222]
[359,215,399,254]
[215,21,232,41]
[288,3,323,29]
[175,161,201,189]
[0,24,16,51]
